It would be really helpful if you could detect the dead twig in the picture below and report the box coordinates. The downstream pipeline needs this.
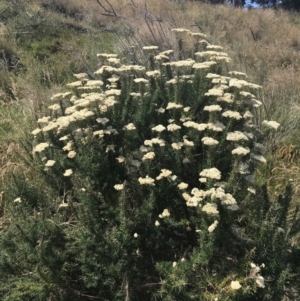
[193,21,204,33]
[15,13,51,29]
[96,0,119,18]
[69,287,103,300]
[0,1,16,17]
[130,0,162,23]
[250,27,257,42]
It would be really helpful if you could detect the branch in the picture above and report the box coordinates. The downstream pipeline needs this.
[193,21,204,33]
[0,1,15,17]
[96,0,119,17]
[130,0,162,22]
[250,27,257,42]
[15,13,51,29]
[132,282,161,292]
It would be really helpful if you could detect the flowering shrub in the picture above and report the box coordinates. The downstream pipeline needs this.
[2,29,300,301]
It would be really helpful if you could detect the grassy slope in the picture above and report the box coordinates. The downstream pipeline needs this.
[1,0,300,199]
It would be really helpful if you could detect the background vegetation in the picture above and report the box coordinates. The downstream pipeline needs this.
[0,0,300,300]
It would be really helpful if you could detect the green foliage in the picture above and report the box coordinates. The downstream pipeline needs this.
[1,28,299,301]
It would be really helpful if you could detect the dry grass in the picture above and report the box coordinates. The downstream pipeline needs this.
[0,102,34,191]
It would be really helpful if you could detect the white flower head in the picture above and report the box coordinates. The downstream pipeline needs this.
[45,160,56,167]
[262,120,280,130]
[146,70,161,77]
[229,78,248,89]
[172,28,191,34]
[59,135,69,141]
[142,152,155,161]
[138,176,155,186]
[156,107,165,114]
[229,71,248,79]
[166,102,183,110]
[221,193,237,206]
[206,45,223,51]
[226,131,249,142]
[232,146,250,156]
[14,197,22,203]
[193,61,217,70]
[243,110,253,119]
[202,137,219,146]
[134,78,149,84]
[123,123,136,131]
[156,169,172,180]
[191,188,206,198]
[167,124,181,132]
[152,124,166,132]
[93,130,104,138]
[116,156,125,163]
[222,110,242,120]
[205,88,224,97]
[250,153,267,164]
[67,151,77,159]
[256,276,265,288]
[231,281,242,290]
[206,73,221,79]
[31,128,42,136]
[202,203,219,215]
[63,169,73,177]
[34,142,50,153]
[208,220,219,233]
[106,145,115,153]
[211,187,226,201]
[114,184,124,191]
[37,116,51,124]
[48,103,61,112]
[160,209,170,218]
[200,168,221,180]
[183,138,194,147]
[151,138,166,147]
[249,262,265,288]
[143,45,159,51]
[177,182,189,190]
[207,122,225,132]
[248,187,256,194]
[130,92,141,99]
[172,142,184,150]
[204,105,222,112]
[217,93,234,104]
[105,89,121,97]
[169,59,195,70]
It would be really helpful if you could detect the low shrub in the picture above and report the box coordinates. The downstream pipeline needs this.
[1,28,299,301]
